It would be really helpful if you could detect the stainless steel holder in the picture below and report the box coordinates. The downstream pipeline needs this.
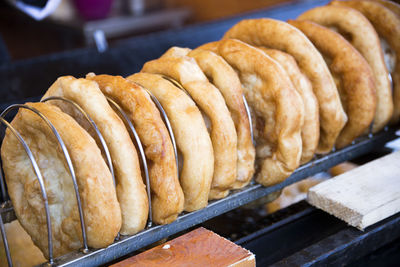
[0,211,11,266]
[41,97,115,185]
[162,75,191,97]
[41,96,117,245]
[0,88,183,266]
[161,75,255,144]
[142,88,179,178]
[105,96,153,227]
[0,95,398,266]
[0,104,64,265]
[242,95,254,145]
[46,127,400,266]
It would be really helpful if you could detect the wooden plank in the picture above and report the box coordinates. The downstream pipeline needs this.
[308,151,400,230]
[111,227,255,267]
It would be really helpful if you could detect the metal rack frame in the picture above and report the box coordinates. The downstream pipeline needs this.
[0,76,257,266]
[0,94,159,265]
[0,75,398,267]
[47,128,400,267]
[1,126,397,266]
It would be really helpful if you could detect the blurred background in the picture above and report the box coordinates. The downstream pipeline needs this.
[0,0,294,60]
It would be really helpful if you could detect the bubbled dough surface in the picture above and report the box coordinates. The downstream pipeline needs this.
[0,102,121,258]
[142,55,237,201]
[0,220,45,267]
[42,76,146,235]
[289,20,376,148]
[198,39,304,186]
[128,73,213,212]
[89,74,183,225]
[161,47,255,188]
[299,5,392,132]
[259,47,319,163]
[331,1,400,123]
[224,18,347,153]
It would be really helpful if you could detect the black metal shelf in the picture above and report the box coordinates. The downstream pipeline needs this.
[233,201,400,266]
[23,128,396,266]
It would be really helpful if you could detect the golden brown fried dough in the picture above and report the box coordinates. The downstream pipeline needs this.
[188,49,255,187]
[42,76,148,235]
[369,0,400,18]
[223,18,347,153]
[142,55,237,200]
[331,0,400,123]
[160,47,191,58]
[288,20,376,148]
[258,47,319,163]
[1,102,121,258]
[198,39,304,186]
[329,162,359,177]
[160,46,255,188]
[86,74,184,225]
[0,220,46,267]
[127,73,214,211]
[299,5,393,132]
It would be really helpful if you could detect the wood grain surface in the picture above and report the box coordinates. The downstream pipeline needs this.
[111,227,255,267]
[308,151,400,230]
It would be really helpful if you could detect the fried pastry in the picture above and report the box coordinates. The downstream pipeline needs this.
[258,47,319,163]
[86,74,184,225]
[198,39,304,186]
[223,18,347,153]
[331,0,400,123]
[1,102,121,258]
[160,47,256,188]
[127,73,214,211]
[141,55,237,200]
[0,220,45,267]
[299,5,393,132]
[370,0,400,18]
[42,76,148,235]
[288,20,376,148]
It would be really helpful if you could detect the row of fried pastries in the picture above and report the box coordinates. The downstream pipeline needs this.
[1,0,399,260]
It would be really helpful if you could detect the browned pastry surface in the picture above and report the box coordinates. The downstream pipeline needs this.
[258,47,319,163]
[42,76,147,235]
[188,49,255,188]
[127,73,214,212]
[0,102,121,258]
[86,74,184,225]
[331,0,400,124]
[223,18,347,153]
[198,39,304,186]
[0,220,46,267]
[289,20,376,148]
[299,5,393,132]
[141,55,237,201]
[370,0,400,18]
[329,161,359,177]
[160,46,255,188]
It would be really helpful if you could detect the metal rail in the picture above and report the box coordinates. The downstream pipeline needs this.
[23,127,396,267]
[106,97,153,228]
[0,106,55,264]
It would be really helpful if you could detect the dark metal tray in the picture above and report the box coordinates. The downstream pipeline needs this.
[231,200,400,266]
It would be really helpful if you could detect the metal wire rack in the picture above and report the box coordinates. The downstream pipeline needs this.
[0,76,399,266]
